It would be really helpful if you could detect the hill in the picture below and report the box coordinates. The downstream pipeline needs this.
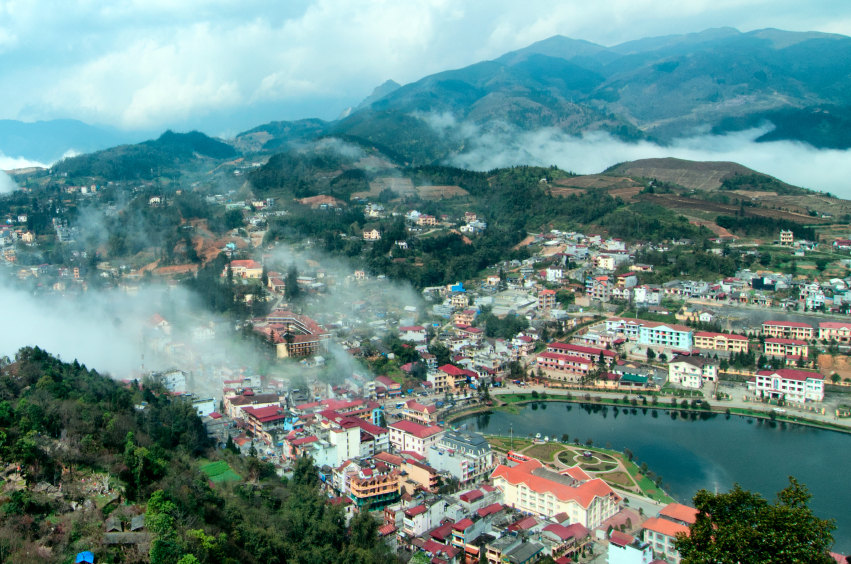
[52,130,238,180]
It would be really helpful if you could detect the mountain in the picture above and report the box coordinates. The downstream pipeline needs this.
[52,130,238,180]
[356,79,402,110]
[0,119,144,164]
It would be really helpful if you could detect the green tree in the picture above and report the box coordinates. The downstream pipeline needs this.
[646,348,656,361]
[284,263,301,301]
[674,478,835,564]
[292,454,318,488]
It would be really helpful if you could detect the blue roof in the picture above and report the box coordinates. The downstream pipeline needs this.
[76,551,95,563]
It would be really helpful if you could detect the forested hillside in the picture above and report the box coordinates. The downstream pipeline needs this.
[0,348,394,564]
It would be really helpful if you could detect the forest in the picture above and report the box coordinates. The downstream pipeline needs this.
[0,347,395,564]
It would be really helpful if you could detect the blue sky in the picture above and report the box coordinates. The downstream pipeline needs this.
[1,0,850,136]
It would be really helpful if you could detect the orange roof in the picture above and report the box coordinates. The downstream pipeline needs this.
[642,517,690,538]
[659,503,698,525]
[490,460,619,509]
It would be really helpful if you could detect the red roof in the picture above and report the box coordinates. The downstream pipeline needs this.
[756,369,824,382]
[375,376,401,388]
[694,331,748,341]
[208,412,222,419]
[377,524,396,536]
[405,504,427,517]
[289,435,318,446]
[543,523,590,541]
[453,518,474,531]
[390,420,444,439]
[547,342,616,357]
[508,516,538,531]
[438,364,464,376]
[609,531,635,547]
[230,259,262,269]
[765,338,808,345]
[642,517,690,538]
[476,503,503,518]
[819,322,851,329]
[537,352,591,364]
[763,320,812,328]
[405,400,437,414]
[459,489,484,503]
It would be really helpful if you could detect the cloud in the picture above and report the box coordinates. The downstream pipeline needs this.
[445,124,851,196]
[1,0,849,131]
[0,151,48,171]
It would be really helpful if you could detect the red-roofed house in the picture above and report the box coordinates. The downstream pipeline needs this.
[490,459,621,528]
[693,331,749,353]
[764,338,809,360]
[535,352,591,382]
[542,523,591,561]
[403,399,437,425]
[223,259,263,279]
[438,364,472,391]
[399,326,428,343]
[546,342,616,362]
[642,503,698,563]
[375,376,402,397]
[753,369,825,402]
[389,421,445,456]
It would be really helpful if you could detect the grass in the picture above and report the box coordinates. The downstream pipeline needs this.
[525,443,567,461]
[200,460,242,483]
[599,471,633,486]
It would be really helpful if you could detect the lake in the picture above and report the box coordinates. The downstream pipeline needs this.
[458,402,851,553]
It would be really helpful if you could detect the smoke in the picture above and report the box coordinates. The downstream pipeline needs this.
[442,122,851,196]
[0,171,17,194]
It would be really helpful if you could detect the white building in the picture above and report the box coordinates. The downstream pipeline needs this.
[667,356,718,389]
[388,421,444,456]
[428,430,496,485]
[490,459,620,529]
[752,369,825,402]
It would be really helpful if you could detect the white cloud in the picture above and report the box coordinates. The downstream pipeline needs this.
[1,0,849,131]
[0,151,47,171]
[447,125,851,196]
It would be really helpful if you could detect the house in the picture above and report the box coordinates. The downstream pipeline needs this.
[819,322,851,342]
[546,343,616,363]
[667,356,718,389]
[375,376,402,397]
[693,332,749,353]
[764,338,809,360]
[417,214,437,226]
[539,289,557,310]
[641,503,698,564]
[363,229,382,241]
[490,459,620,528]
[608,533,653,564]
[762,321,813,340]
[402,400,437,425]
[586,276,613,302]
[388,421,444,456]
[438,364,475,391]
[398,325,428,344]
[223,259,263,279]
[751,369,825,402]
[780,230,794,245]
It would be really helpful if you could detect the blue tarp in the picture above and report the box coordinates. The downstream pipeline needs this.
[76,551,95,563]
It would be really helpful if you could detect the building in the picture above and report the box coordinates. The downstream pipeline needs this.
[586,276,613,302]
[667,356,719,389]
[363,229,382,241]
[347,464,401,510]
[438,364,475,391]
[223,259,263,279]
[637,322,693,351]
[764,338,809,360]
[762,321,813,340]
[264,310,331,358]
[693,332,749,353]
[545,343,616,363]
[388,421,444,456]
[780,230,794,245]
[428,430,496,484]
[752,369,825,402]
[402,400,437,425]
[535,352,592,381]
[539,289,557,310]
[819,322,851,343]
[398,326,428,343]
[641,503,698,564]
[490,459,621,528]
[608,533,653,564]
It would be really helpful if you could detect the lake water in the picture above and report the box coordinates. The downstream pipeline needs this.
[458,402,851,553]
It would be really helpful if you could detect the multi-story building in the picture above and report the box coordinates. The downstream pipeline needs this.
[606,317,643,341]
[641,503,698,564]
[539,289,557,310]
[752,369,825,402]
[762,321,813,340]
[546,343,616,363]
[363,229,382,241]
[667,356,718,389]
[764,338,809,360]
[427,370,450,394]
[264,310,331,358]
[638,322,693,351]
[780,230,794,245]
[438,364,474,391]
[535,352,591,381]
[819,322,851,342]
[693,332,749,353]
[388,421,444,456]
[402,400,437,425]
[428,430,496,485]
[347,465,401,511]
[586,276,613,302]
[490,459,621,529]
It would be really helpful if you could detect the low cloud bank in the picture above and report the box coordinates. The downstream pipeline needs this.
[447,125,851,196]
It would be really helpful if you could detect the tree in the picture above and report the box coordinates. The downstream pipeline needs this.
[292,454,318,488]
[646,348,656,361]
[284,263,301,301]
[561,433,569,443]
[674,478,836,564]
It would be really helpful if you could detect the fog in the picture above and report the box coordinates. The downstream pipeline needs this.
[0,171,17,194]
[446,123,851,196]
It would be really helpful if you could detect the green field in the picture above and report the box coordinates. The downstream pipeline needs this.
[200,460,242,483]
